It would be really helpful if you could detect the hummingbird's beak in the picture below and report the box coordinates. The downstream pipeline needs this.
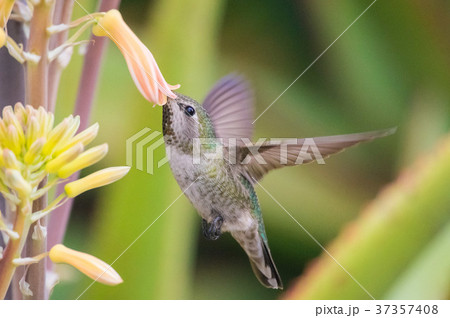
[165,94,180,108]
[163,97,173,107]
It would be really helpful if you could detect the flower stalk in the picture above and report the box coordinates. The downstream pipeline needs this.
[22,0,56,299]
[26,0,54,108]
[0,203,31,299]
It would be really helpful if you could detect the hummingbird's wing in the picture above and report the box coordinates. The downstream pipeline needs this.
[237,128,396,182]
[203,74,254,144]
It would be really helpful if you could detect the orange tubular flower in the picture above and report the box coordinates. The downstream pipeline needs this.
[92,9,180,105]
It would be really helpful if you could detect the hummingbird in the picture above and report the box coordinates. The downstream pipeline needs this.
[162,75,395,289]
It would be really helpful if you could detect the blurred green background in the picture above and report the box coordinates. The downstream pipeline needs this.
[50,0,449,299]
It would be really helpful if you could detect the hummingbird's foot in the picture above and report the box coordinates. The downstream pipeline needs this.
[202,216,223,240]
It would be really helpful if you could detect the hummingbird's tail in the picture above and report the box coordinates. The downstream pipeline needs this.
[232,230,283,289]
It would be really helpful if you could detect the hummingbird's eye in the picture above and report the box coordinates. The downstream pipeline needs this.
[184,106,196,117]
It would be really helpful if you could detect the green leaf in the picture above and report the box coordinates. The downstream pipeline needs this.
[385,220,450,299]
[284,135,450,299]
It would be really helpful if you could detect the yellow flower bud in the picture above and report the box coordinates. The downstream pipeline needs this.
[37,107,54,138]
[3,106,15,125]
[54,115,80,151]
[7,125,21,156]
[24,138,45,165]
[5,169,31,199]
[57,144,108,179]
[49,244,123,286]
[14,102,26,120]
[42,118,70,155]
[0,28,5,48]
[3,149,20,170]
[0,119,7,143]
[46,142,84,173]
[4,107,25,145]
[0,0,14,28]
[26,116,40,149]
[65,166,130,198]
[55,123,99,156]
[92,9,180,105]
[0,106,120,207]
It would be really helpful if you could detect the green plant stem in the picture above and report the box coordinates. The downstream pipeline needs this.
[23,0,55,300]
[26,0,54,108]
[24,192,47,300]
[0,205,31,300]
